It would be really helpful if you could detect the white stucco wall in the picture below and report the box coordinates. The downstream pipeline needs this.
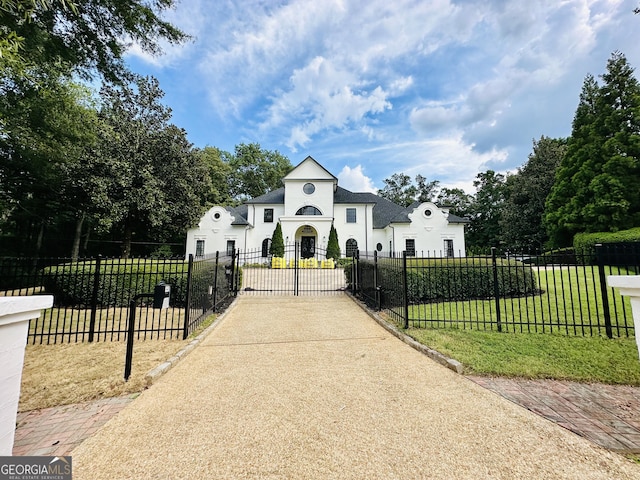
[185,159,467,259]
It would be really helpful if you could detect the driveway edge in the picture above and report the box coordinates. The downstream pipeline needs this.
[347,293,464,374]
[145,298,240,386]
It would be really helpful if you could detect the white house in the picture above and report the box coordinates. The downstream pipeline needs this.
[186,156,468,259]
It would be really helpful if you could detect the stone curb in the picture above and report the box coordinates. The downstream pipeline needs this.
[347,293,464,374]
[144,298,240,386]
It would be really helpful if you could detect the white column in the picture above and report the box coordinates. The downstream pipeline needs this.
[0,296,54,455]
[607,276,640,360]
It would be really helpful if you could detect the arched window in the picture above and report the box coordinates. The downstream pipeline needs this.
[296,206,322,215]
[261,238,271,257]
[346,239,358,257]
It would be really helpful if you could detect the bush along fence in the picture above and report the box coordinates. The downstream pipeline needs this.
[348,244,639,338]
[0,252,238,344]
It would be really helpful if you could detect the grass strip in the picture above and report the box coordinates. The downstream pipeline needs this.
[406,327,640,385]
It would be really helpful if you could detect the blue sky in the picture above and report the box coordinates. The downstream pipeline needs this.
[124,0,639,194]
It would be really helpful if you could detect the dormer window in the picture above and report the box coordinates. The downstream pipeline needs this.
[296,206,322,215]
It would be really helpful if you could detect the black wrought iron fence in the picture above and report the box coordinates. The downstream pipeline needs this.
[0,253,238,344]
[350,245,639,338]
[236,242,346,295]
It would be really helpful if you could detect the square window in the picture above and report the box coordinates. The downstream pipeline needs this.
[346,208,357,223]
[264,208,274,223]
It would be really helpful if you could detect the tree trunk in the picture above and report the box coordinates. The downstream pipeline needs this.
[121,219,132,259]
[71,212,85,260]
[35,221,45,256]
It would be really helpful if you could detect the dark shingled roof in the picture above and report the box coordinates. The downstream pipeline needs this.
[225,205,251,226]
[229,185,466,228]
[446,213,470,224]
[245,188,285,204]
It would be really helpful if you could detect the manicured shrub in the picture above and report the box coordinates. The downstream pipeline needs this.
[326,224,341,260]
[269,222,285,257]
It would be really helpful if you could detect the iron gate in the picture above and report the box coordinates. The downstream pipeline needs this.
[236,243,347,296]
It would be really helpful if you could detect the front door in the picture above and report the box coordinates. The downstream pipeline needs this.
[301,236,315,259]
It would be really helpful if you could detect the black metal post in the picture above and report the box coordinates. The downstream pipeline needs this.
[88,255,101,342]
[402,251,409,329]
[595,244,613,339]
[183,254,194,340]
[374,250,381,310]
[124,299,137,381]
[294,242,299,296]
[212,251,220,310]
[492,247,503,332]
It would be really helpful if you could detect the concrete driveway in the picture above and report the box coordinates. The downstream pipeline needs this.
[72,296,640,479]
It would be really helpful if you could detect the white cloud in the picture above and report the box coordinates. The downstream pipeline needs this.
[123,0,640,191]
[338,165,377,193]
[259,56,392,151]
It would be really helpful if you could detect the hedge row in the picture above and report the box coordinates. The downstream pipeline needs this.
[40,260,191,307]
[573,227,640,253]
[350,258,538,304]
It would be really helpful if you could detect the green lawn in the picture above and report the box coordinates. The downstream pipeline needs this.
[405,327,640,384]
[387,264,640,384]
[406,265,634,337]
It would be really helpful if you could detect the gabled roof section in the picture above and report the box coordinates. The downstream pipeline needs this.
[225,205,251,226]
[446,213,470,224]
[283,156,337,184]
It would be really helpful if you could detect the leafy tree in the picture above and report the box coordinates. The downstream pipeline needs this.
[1,0,187,82]
[415,175,440,203]
[502,136,567,251]
[436,187,473,218]
[269,222,284,257]
[466,170,507,252]
[195,146,232,206]
[94,75,210,258]
[0,69,99,256]
[326,223,340,260]
[228,143,292,202]
[378,173,415,207]
[378,173,440,207]
[545,52,640,247]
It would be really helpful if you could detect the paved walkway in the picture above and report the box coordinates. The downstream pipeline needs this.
[13,296,640,478]
[468,377,640,453]
[13,397,134,457]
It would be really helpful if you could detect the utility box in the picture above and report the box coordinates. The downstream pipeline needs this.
[153,282,171,309]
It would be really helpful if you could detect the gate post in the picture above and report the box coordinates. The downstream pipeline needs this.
[212,251,219,309]
[294,242,300,296]
[374,250,381,310]
[183,254,194,340]
[595,244,613,339]
[402,251,409,329]
[491,247,503,333]
[88,255,101,342]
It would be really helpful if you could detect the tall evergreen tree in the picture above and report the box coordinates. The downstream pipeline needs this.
[545,75,600,246]
[545,52,640,247]
[326,224,340,260]
[269,222,284,257]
